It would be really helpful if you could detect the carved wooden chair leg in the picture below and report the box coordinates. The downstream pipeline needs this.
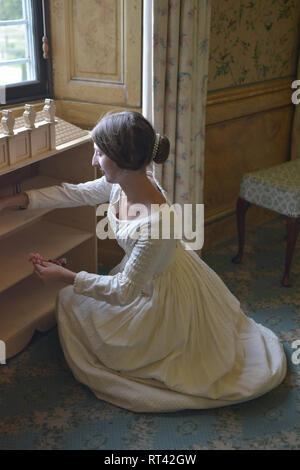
[232,197,251,264]
[281,216,300,287]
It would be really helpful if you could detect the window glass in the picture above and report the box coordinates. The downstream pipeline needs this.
[0,0,36,86]
[0,0,23,21]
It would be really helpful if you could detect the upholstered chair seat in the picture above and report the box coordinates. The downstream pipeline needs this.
[232,159,300,286]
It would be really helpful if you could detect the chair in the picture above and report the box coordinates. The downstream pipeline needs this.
[232,159,300,287]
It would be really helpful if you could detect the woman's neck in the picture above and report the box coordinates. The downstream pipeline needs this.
[118,170,163,205]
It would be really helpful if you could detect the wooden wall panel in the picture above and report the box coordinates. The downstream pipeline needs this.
[202,80,295,253]
[69,0,121,82]
[50,0,142,108]
[55,100,138,130]
[204,106,293,221]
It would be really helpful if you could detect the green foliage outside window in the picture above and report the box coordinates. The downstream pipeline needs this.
[0,0,23,21]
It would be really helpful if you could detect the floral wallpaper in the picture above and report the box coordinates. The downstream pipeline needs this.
[208,0,300,91]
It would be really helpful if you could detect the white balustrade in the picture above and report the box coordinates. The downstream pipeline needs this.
[0,98,57,171]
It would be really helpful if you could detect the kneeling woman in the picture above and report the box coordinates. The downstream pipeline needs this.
[0,111,287,413]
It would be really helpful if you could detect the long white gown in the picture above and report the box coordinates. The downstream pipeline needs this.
[25,171,287,413]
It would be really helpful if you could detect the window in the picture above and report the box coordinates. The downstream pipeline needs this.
[0,0,52,105]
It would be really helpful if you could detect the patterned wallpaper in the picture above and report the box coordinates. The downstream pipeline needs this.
[208,0,300,92]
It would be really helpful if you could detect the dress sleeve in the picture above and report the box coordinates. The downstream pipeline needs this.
[73,221,178,306]
[25,175,113,210]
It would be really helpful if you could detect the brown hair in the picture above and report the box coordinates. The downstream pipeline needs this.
[91,111,170,170]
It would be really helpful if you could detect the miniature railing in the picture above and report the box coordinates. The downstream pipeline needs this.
[0,99,56,170]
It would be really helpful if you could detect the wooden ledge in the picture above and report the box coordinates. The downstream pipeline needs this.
[206,78,295,125]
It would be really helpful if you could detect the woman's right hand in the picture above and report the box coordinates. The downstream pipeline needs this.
[0,192,29,212]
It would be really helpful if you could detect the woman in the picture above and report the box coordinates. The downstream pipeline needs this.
[0,111,287,413]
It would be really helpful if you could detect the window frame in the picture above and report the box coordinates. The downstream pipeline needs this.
[1,0,53,106]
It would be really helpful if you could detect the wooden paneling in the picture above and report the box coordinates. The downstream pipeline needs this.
[69,0,121,83]
[204,106,293,221]
[55,100,141,130]
[50,0,142,108]
[206,78,294,125]
[202,79,295,253]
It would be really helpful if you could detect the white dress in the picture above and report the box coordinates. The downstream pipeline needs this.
[25,172,287,413]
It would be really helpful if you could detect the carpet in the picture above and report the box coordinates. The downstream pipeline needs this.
[0,215,299,450]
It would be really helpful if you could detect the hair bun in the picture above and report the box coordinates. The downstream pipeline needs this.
[153,135,170,164]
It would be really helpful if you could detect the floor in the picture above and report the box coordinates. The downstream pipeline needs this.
[0,214,299,450]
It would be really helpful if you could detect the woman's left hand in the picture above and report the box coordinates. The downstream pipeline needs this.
[33,261,76,285]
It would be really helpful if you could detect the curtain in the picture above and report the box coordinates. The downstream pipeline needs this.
[142,0,211,253]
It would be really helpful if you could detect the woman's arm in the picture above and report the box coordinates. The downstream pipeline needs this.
[0,175,113,212]
[73,216,178,306]
[25,175,113,210]
[0,192,29,211]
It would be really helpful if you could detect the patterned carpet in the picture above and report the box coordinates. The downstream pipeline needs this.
[0,214,299,450]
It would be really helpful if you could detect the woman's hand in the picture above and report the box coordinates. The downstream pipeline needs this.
[0,193,29,212]
[33,261,76,285]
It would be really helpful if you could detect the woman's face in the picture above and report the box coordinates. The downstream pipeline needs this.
[92,143,123,183]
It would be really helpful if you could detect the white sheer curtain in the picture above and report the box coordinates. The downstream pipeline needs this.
[142,0,211,207]
[142,0,211,253]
